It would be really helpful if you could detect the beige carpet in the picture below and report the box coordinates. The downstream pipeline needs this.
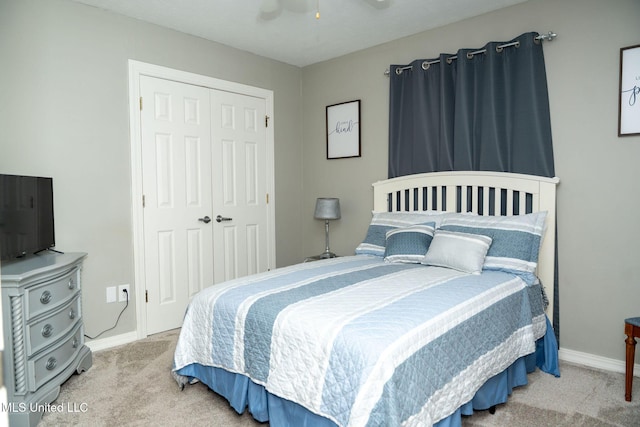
[38,329,640,426]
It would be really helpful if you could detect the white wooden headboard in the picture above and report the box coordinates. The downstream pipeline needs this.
[372,171,560,319]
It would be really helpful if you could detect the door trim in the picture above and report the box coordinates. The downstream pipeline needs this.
[128,60,276,339]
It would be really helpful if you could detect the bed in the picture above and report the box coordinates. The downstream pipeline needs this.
[172,171,560,427]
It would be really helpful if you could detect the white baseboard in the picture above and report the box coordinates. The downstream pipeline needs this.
[559,347,639,377]
[84,333,639,379]
[85,331,139,352]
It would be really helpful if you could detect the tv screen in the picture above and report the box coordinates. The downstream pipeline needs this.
[0,174,55,262]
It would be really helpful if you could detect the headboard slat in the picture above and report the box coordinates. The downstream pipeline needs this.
[495,188,503,216]
[482,187,490,215]
[445,185,454,212]
[506,189,514,216]
[462,187,467,212]
[519,191,527,215]
[471,185,479,213]
[531,193,540,214]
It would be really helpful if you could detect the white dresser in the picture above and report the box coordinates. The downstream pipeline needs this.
[1,252,92,426]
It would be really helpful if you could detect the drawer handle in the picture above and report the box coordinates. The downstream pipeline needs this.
[40,290,52,305]
[68,279,75,290]
[41,324,54,338]
[72,338,79,348]
[69,309,76,319]
[45,357,57,371]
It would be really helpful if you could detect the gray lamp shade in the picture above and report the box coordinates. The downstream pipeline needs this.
[314,198,341,220]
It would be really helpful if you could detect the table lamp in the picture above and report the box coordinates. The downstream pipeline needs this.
[314,198,341,258]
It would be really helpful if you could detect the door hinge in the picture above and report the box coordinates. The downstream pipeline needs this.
[142,195,146,207]
[140,97,143,111]
[266,193,269,204]
[265,115,269,127]
[145,290,148,303]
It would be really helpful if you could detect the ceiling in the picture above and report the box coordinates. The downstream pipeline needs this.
[67,0,527,67]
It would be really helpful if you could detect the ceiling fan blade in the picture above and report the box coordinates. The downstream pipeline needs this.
[259,0,281,13]
[362,0,391,9]
[260,0,386,22]
[281,0,312,14]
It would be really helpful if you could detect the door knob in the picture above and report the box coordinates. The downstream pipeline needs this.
[216,215,232,223]
[198,216,212,224]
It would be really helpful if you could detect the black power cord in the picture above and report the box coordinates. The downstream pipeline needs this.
[84,288,129,340]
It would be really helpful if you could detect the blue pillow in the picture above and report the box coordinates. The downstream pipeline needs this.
[384,223,436,264]
[439,211,547,283]
[355,211,449,257]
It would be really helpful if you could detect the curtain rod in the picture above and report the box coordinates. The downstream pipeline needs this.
[384,31,557,76]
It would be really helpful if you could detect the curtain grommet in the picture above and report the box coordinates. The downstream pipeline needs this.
[466,52,474,60]
[395,67,403,75]
[497,41,520,53]
[446,57,454,64]
[421,61,430,70]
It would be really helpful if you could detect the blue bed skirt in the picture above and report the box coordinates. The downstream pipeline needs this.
[176,318,559,427]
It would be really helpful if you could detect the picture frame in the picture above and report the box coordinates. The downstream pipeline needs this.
[326,100,361,159]
[619,44,640,136]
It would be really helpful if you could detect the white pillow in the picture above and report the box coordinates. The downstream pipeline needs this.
[422,229,492,274]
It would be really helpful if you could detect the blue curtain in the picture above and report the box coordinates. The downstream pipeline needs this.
[389,32,554,178]
[388,32,558,342]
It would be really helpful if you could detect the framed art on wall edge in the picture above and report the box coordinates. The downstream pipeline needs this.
[326,100,361,159]
[619,44,640,136]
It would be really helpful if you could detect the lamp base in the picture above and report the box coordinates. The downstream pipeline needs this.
[318,251,337,259]
[304,252,338,262]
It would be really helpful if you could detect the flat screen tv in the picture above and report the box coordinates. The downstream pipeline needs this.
[0,174,56,262]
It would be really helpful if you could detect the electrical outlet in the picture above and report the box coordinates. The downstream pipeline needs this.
[118,284,130,302]
[106,286,117,303]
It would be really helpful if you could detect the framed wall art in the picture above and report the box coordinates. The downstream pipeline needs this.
[326,100,361,159]
[619,44,640,136]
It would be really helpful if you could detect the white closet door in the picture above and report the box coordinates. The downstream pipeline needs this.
[138,75,272,334]
[140,75,214,335]
[211,90,269,282]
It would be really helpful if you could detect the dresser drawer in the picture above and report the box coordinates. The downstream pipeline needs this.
[27,295,81,356]
[28,323,83,392]
[24,267,80,321]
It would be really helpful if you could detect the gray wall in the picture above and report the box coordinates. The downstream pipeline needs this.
[0,0,304,338]
[301,0,640,363]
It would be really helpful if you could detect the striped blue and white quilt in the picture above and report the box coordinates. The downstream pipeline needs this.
[173,255,546,427]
